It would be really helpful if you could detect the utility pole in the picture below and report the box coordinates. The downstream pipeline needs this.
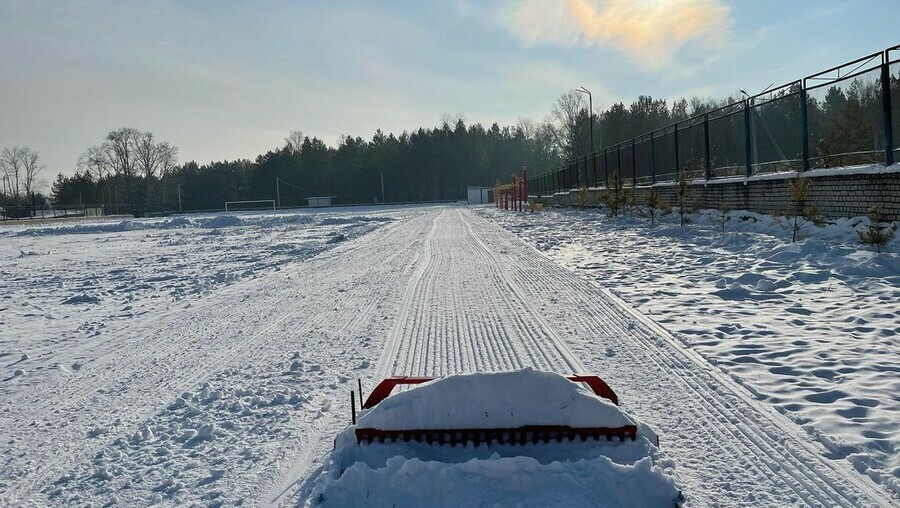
[275,177,281,208]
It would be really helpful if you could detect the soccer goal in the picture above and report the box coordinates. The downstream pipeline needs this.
[224,200,276,212]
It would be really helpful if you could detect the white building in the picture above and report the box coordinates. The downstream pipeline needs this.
[466,186,493,205]
[307,196,334,207]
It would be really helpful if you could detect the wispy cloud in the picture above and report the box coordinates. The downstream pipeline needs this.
[482,0,731,70]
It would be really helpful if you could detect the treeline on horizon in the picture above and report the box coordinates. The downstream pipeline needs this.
[42,73,892,212]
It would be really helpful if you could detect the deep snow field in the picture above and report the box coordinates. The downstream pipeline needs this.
[1,202,897,507]
[1,209,396,398]
[0,206,418,506]
[480,204,900,496]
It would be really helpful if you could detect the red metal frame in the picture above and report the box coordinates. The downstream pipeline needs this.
[362,375,620,409]
[362,376,434,409]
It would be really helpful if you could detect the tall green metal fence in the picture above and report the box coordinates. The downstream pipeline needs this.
[533,45,900,196]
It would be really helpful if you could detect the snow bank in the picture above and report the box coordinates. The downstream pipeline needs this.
[355,369,632,431]
[315,454,679,508]
[3,211,395,237]
[482,205,900,497]
[307,369,676,507]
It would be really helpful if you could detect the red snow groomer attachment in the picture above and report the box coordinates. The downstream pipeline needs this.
[354,375,637,446]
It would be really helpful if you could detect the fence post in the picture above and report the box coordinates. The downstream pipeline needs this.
[632,139,637,187]
[744,100,753,177]
[518,177,522,211]
[580,157,585,188]
[616,145,622,184]
[881,57,895,166]
[586,155,591,187]
[800,85,810,171]
[673,126,680,178]
[703,113,711,180]
[650,133,656,184]
[603,149,609,186]
[592,153,598,187]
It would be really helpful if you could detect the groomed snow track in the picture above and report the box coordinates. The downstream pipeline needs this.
[371,209,892,507]
[3,207,894,506]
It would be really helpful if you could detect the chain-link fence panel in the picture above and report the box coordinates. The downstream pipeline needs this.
[654,126,677,182]
[677,116,707,180]
[634,134,654,185]
[807,65,885,168]
[749,84,804,175]
[708,103,747,178]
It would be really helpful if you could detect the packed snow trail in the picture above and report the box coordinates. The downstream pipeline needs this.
[2,207,893,506]
[369,208,892,507]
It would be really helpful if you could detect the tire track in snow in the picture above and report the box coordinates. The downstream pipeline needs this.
[377,208,584,380]
[471,209,893,507]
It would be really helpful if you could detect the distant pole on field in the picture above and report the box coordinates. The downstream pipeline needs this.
[523,164,528,200]
[177,184,183,212]
[275,177,281,208]
[381,171,385,203]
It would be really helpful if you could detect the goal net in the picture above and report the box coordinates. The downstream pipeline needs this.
[224,200,276,212]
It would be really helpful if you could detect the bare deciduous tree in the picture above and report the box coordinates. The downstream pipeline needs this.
[22,147,44,196]
[135,131,161,180]
[106,127,140,178]
[285,130,305,154]
[551,90,586,158]
[78,128,178,210]
[1,146,25,197]
[1,146,42,197]
[516,117,537,140]
[79,144,115,181]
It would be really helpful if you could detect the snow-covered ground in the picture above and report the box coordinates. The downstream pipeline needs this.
[1,205,895,506]
[480,205,900,498]
[308,369,679,507]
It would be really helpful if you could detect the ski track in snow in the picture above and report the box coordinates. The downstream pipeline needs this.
[371,208,892,507]
[483,205,900,499]
[1,206,894,506]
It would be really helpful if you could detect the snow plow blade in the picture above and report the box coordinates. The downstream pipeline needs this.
[355,375,637,446]
[355,425,637,446]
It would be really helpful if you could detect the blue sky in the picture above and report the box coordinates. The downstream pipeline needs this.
[1,0,898,182]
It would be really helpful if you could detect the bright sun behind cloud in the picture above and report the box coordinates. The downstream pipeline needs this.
[492,0,731,70]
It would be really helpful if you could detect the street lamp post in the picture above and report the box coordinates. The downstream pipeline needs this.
[576,86,594,154]
[576,86,594,186]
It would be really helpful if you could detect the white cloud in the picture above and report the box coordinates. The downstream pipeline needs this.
[476,0,732,71]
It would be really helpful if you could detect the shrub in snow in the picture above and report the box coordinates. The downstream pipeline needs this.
[857,206,895,253]
[645,189,669,226]
[782,167,824,242]
[716,201,731,234]
[573,185,589,210]
[623,188,637,218]
[600,170,626,217]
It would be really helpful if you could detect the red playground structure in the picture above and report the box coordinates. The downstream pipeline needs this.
[495,165,528,212]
